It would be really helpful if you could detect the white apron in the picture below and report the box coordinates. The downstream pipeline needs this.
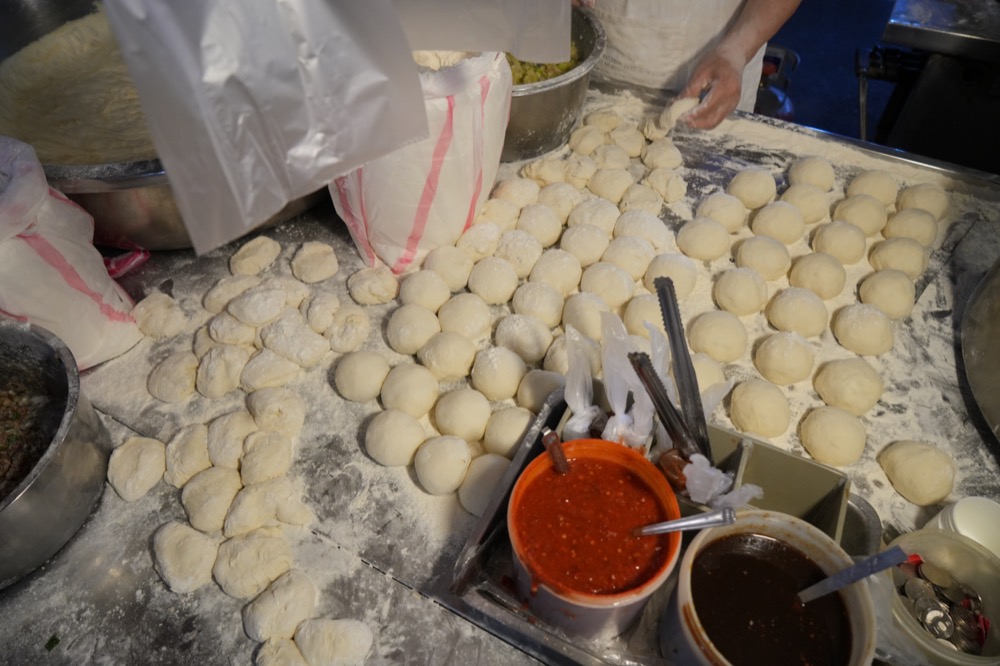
[589,0,765,112]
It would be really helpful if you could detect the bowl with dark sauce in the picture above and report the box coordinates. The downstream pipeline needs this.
[660,509,877,666]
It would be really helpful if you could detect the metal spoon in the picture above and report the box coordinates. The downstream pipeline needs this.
[632,507,736,537]
[797,545,910,604]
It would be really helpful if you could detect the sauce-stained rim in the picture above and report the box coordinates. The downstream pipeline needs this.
[507,438,681,607]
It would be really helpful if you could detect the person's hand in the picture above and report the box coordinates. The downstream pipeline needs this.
[677,45,745,129]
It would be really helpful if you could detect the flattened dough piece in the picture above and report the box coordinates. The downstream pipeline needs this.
[108,436,166,501]
[294,618,373,666]
[213,527,293,599]
[153,521,219,594]
[182,466,243,533]
[290,241,339,283]
[231,236,282,276]
[243,570,319,643]
[164,424,212,488]
[147,351,199,403]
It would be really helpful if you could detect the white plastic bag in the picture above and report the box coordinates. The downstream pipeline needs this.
[332,52,512,274]
[0,138,143,369]
[562,326,603,441]
[599,312,655,450]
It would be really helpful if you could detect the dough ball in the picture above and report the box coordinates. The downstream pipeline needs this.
[380,363,439,417]
[614,210,671,251]
[522,157,567,187]
[335,351,391,402]
[435,388,492,442]
[290,241,338,283]
[424,245,474,292]
[243,570,318,643]
[609,125,646,158]
[788,156,835,191]
[197,344,252,399]
[240,431,294,485]
[327,304,371,353]
[517,203,563,248]
[563,292,613,341]
[386,304,441,355]
[255,638,306,666]
[564,152,599,189]
[399,270,451,313]
[302,290,341,334]
[203,275,261,314]
[495,229,544,279]
[484,407,535,458]
[800,407,867,466]
[437,293,491,342]
[456,222,502,261]
[788,252,847,300]
[727,167,777,210]
[602,235,656,279]
[365,409,426,466]
[148,351,199,403]
[268,275,311,309]
[860,269,916,320]
[734,236,791,281]
[813,357,883,415]
[832,304,893,356]
[468,256,518,305]
[495,314,554,364]
[512,281,564,328]
[897,182,949,221]
[847,169,898,206]
[458,454,511,517]
[347,265,398,305]
[492,176,540,208]
[754,332,814,385]
[528,249,583,296]
[108,436,166,502]
[476,197,520,231]
[247,387,306,436]
[212,527,292,598]
[568,197,620,234]
[811,220,867,265]
[883,208,938,247]
[878,440,955,506]
[231,236,281,276]
[580,262,635,310]
[696,192,748,233]
[687,310,748,363]
[587,168,635,204]
[415,436,473,495]
[517,369,567,412]
[751,201,805,245]
[644,253,698,297]
[593,144,631,170]
[132,291,187,338]
[659,96,699,131]
[153,521,218,594]
[543,332,602,377]
[181,466,242,533]
[690,352,726,390]
[619,183,664,217]
[261,312,330,368]
[417,331,476,382]
[832,194,887,236]
[713,267,768,316]
[642,167,687,203]
[780,183,830,224]
[207,411,258,469]
[640,114,668,141]
[560,223,611,267]
[766,287,828,338]
[621,294,665,339]
[295,618,373,666]
[676,218,730,261]
[869,237,928,280]
[164,424,212,489]
[640,138,683,170]
[540,180,584,219]
[472,347,528,401]
[584,109,623,132]
[208,312,256,347]
[729,379,791,437]
[569,124,607,156]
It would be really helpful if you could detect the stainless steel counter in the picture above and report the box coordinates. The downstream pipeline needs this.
[883,0,1000,63]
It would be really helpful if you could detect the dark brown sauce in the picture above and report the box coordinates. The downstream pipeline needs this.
[691,533,853,666]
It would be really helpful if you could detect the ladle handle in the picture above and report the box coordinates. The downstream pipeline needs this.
[633,507,735,537]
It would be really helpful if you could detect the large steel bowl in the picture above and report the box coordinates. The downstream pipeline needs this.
[0,317,112,590]
[501,9,606,163]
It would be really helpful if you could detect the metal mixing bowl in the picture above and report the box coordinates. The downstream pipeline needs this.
[0,317,112,590]
[501,9,606,163]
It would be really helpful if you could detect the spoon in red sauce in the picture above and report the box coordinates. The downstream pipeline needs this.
[631,507,736,537]
[541,427,570,474]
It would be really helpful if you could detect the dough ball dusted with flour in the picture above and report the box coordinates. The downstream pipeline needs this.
[365,409,426,466]
[197,344,253,399]
[788,252,847,300]
[495,229,544,279]
[643,167,687,203]
[570,125,607,156]
[751,201,805,245]
[148,351,199,403]
[458,454,511,517]
[800,406,867,466]
[614,210,671,252]
[859,269,916,320]
[512,281,564,329]
[414,436,473,495]
[496,314,554,365]
[203,275,261,314]
[729,379,790,437]
[476,197,520,230]
[780,183,830,225]
[603,235,656,279]
[242,569,318,643]
[417,331,476,382]
[108,436,166,501]
[492,176,540,208]
[883,208,938,247]
[290,241,338,283]
[766,287,828,338]
[878,440,955,505]
[294,618,373,666]
[132,291,187,338]
[247,387,306,437]
[386,304,441,355]
[581,262,635,311]
[813,357,883,416]
[227,284,286,327]
[529,249,583,297]
[696,192,748,233]
[588,168,635,204]
[468,256,518,305]
[811,220,867,265]
[517,203,563,248]
[472,347,528,401]
[735,236,791,281]
[832,194,887,236]
[456,222,502,262]
[517,369,567,412]
[568,197,620,235]
[327,304,371,353]
[644,253,698,297]
[676,218,730,262]
[379,364,439,418]
[181,466,242,533]
[832,304,893,356]
[754,332,814,385]
[399,269,451,312]
[425,245,474,292]
[347,265,398,305]
[560,223,611,267]
[713,267,768,316]
[687,310,748,363]
[727,167,777,210]
[437,293,491,342]
[847,169,898,206]
[897,182,949,221]
[484,407,535,458]
[869,237,928,280]
[434,388,492,442]
[231,236,281,276]
[334,351,390,403]
[788,156,835,191]
[153,521,219,594]
[563,292,612,341]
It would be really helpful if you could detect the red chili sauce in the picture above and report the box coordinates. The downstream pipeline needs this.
[512,456,671,596]
[691,533,853,666]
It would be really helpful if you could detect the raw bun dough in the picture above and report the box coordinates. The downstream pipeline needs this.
[152,521,219,594]
[247,387,307,436]
[227,284,286,327]
[425,245,474,291]
[780,183,829,224]
[208,312,255,347]
[240,431,294,485]
[538,181,584,222]
[181,466,243,533]
[512,281,564,328]
[588,168,635,203]
[878,440,955,505]
[414,436,473,495]
[164,424,211,488]
[696,192,748,233]
[623,294,667,339]
[897,182,949,221]
[883,208,938,247]
[690,352,726,390]
[399,270,451,312]
[580,262,635,310]
[290,241,338,283]
[417,331,476,382]
[869,237,928,280]
[645,253,699,297]
[560,223,610,267]
[456,222,502,261]
[813,357,884,415]
[788,252,847,300]
[203,275,261,314]
[713,267,768,316]
[563,292,613,341]
[434,388,492,442]
[223,477,314,537]
[483,407,535,458]
[676,218,731,261]
[261,312,330,368]
[640,138,683,170]
[334,351,390,402]
[495,314,554,364]
[243,570,318,643]
[659,96,699,130]
[477,197,520,230]
[437,293,492,342]
[766,287,828,338]
[529,249,583,297]
[326,304,371,353]
[472,346,528,401]
[569,124,606,156]
[832,304,894,356]
[602,235,656,279]
[847,169,898,206]
[643,167,688,203]
[522,157,567,187]
[347,265,398,305]
[468,256,519,305]
[386,304,441,356]
[729,379,791,437]
[108,436,166,501]
[132,291,187,338]
[544,332,602,377]
[568,197,620,234]
[207,410,258,469]
[495,229,544,278]
[593,144,631,170]
[800,406,867,466]
[859,269,916,320]
[735,236,791,281]
[379,363,439,418]
[516,369,567,412]
[751,201,805,245]
[231,236,281,276]
[585,109,623,131]
[615,210,671,251]
[788,156,835,191]
[492,176,540,208]
[148,351,199,403]
[754,332,814,385]
[197,344,253,399]
[621,182,663,215]
[727,168,777,210]
[365,409,426,466]
[294,618,374,666]
[517,203,563,247]
[687,310,748,363]
[812,220,867,264]
[832,194,887,236]
[611,127,645,160]
[458,454,511,517]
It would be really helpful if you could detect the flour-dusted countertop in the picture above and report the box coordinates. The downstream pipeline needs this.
[1,89,999,665]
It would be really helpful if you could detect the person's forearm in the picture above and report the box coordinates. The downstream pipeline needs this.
[717,0,802,65]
